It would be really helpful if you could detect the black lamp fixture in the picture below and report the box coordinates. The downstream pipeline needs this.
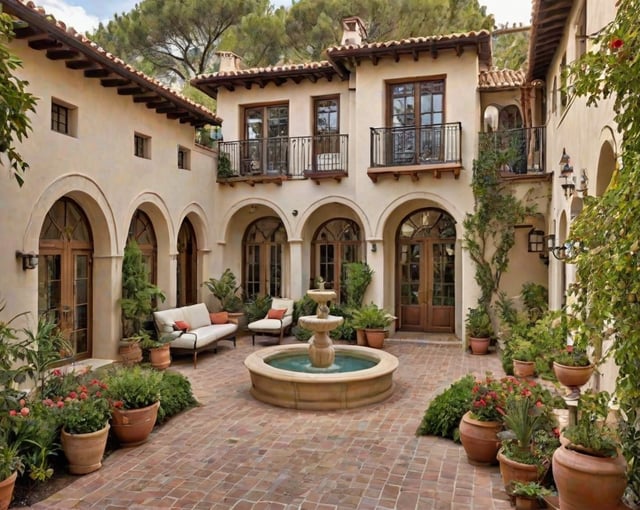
[576,169,589,197]
[559,148,575,198]
[545,234,567,261]
[16,251,39,270]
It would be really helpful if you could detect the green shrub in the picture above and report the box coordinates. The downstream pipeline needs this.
[104,365,162,409]
[292,325,313,342]
[293,294,316,323]
[157,371,198,423]
[244,295,272,323]
[416,375,475,441]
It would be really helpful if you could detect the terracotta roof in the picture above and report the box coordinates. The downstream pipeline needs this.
[193,30,492,97]
[2,0,220,127]
[527,0,574,81]
[478,68,525,90]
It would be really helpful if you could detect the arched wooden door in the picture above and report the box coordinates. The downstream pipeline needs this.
[397,208,455,332]
[177,219,197,306]
[243,217,286,298]
[38,197,93,359]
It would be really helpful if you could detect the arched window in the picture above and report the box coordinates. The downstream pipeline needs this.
[244,217,287,298]
[127,210,157,284]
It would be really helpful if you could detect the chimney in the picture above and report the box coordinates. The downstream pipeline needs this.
[340,16,367,46]
[217,51,242,73]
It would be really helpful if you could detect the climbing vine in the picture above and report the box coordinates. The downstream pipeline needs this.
[566,0,640,501]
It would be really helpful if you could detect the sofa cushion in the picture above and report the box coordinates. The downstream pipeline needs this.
[267,308,287,320]
[153,308,186,334]
[169,322,238,349]
[248,315,293,332]
[210,311,229,324]
[184,303,212,329]
[174,320,191,331]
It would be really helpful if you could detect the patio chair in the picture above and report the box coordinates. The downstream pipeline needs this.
[248,297,295,345]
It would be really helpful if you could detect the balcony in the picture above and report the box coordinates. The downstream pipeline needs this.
[217,134,348,185]
[368,122,462,182]
[479,127,546,179]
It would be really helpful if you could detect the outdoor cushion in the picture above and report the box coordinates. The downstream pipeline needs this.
[210,311,229,324]
[174,320,190,331]
[267,308,287,320]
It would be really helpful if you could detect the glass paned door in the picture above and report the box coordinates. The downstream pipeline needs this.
[243,217,286,298]
[244,105,289,175]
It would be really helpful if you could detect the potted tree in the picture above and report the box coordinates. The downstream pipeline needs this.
[119,240,166,365]
[105,366,163,447]
[466,305,493,355]
[203,268,244,313]
[351,302,393,348]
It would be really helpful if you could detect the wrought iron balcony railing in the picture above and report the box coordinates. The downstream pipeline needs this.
[478,126,546,175]
[217,134,348,180]
[370,122,462,168]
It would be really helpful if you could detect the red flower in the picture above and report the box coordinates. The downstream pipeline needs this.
[9,410,16,417]
[610,38,624,50]
[112,400,124,409]
[20,407,30,416]
[68,391,77,399]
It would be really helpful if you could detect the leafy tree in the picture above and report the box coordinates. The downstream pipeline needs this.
[565,0,640,500]
[0,13,38,186]
[492,29,529,70]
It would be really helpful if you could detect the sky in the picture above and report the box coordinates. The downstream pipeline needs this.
[35,0,532,33]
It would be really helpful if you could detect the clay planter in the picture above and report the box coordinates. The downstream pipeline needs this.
[60,423,110,475]
[497,449,541,490]
[111,401,160,447]
[552,445,627,510]
[514,495,540,510]
[0,471,17,510]
[119,341,142,366]
[513,360,536,378]
[459,411,502,464]
[355,329,367,346]
[552,362,594,388]
[469,336,490,355]
[365,329,385,349]
[149,344,171,370]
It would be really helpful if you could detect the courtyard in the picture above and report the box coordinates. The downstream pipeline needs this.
[26,335,511,510]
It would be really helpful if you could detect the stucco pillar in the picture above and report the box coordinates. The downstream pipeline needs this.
[92,255,121,360]
[288,239,303,299]
[367,240,385,306]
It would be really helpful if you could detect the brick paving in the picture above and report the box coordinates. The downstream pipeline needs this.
[31,335,513,509]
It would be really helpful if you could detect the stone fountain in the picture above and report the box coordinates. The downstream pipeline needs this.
[244,289,399,410]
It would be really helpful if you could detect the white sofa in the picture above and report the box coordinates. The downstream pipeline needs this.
[247,298,295,345]
[153,303,237,368]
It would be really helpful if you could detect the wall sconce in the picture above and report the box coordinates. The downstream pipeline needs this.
[248,205,256,214]
[292,209,298,216]
[16,251,39,270]
[371,243,377,253]
[545,235,567,261]
[559,148,575,198]
[576,169,589,197]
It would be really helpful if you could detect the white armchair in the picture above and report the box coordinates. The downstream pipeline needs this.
[247,298,295,345]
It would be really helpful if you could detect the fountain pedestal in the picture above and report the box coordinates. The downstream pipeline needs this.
[298,289,343,368]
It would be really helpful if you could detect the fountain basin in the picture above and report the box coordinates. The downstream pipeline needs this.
[244,344,399,410]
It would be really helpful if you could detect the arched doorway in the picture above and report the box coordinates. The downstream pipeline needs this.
[127,210,157,284]
[311,218,363,302]
[397,208,456,332]
[243,217,286,298]
[177,219,197,306]
[38,197,93,359]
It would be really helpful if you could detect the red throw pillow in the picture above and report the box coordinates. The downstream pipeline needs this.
[267,308,287,320]
[174,320,191,331]
[210,312,229,325]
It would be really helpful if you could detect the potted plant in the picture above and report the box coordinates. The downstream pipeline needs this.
[0,443,23,510]
[119,240,166,365]
[45,370,111,475]
[138,333,172,370]
[510,481,551,510]
[466,305,493,354]
[203,268,244,313]
[351,302,393,348]
[105,366,163,447]
[511,339,538,378]
[552,345,594,396]
[552,390,626,510]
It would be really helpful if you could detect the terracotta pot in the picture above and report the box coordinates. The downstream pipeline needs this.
[60,423,110,475]
[111,401,160,447]
[515,495,540,510]
[513,360,536,378]
[0,471,17,510]
[365,329,385,349]
[552,362,594,388]
[459,411,502,464]
[119,341,142,366]
[355,329,367,346]
[469,336,490,355]
[552,444,627,510]
[497,449,541,490]
[149,344,171,370]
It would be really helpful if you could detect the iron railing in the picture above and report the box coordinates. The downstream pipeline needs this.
[478,126,546,174]
[370,122,461,168]
[218,134,348,179]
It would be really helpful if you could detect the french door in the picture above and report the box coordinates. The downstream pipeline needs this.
[244,105,288,174]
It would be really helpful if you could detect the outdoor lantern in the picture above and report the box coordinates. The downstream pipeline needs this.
[545,234,568,261]
[559,148,575,198]
[16,251,39,270]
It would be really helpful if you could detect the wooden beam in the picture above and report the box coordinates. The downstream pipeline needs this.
[46,48,79,60]
[65,59,93,70]
[117,86,146,95]
[84,68,111,78]
[101,78,131,87]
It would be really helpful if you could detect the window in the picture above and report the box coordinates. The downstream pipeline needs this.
[243,104,289,175]
[178,146,190,170]
[575,6,587,60]
[51,99,77,136]
[560,54,568,110]
[243,217,286,298]
[313,96,342,169]
[134,133,150,159]
[388,79,445,164]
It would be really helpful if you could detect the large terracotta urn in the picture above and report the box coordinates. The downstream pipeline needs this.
[365,329,385,349]
[552,362,594,388]
[0,471,17,510]
[111,401,160,447]
[60,423,110,475]
[552,445,627,510]
[459,411,502,464]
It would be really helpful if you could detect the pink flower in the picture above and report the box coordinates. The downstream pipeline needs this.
[9,410,16,417]
[20,407,30,416]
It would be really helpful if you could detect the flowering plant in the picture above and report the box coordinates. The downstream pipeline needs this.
[42,369,111,434]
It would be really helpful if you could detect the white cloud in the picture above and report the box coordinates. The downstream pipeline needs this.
[36,0,100,33]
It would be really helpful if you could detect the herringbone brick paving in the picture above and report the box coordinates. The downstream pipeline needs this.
[30,335,512,509]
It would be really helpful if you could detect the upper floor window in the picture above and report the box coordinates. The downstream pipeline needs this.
[243,104,289,174]
[178,146,190,170]
[560,54,568,110]
[51,99,77,136]
[575,5,587,60]
[134,133,150,159]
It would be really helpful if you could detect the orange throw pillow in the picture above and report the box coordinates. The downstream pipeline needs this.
[267,308,287,320]
[210,312,229,325]
[174,320,190,331]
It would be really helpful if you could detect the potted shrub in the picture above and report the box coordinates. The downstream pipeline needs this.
[510,481,551,510]
[466,305,493,354]
[138,334,172,370]
[351,302,393,348]
[552,345,594,397]
[119,240,166,365]
[105,366,163,447]
[511,339,538,378]
[552,390,626,510]
[203,268,244,313]
[0,443,23,510]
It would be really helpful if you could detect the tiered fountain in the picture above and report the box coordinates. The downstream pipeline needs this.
[244,289,399,410]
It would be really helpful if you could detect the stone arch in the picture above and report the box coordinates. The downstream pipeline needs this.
[595,131,617,197]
